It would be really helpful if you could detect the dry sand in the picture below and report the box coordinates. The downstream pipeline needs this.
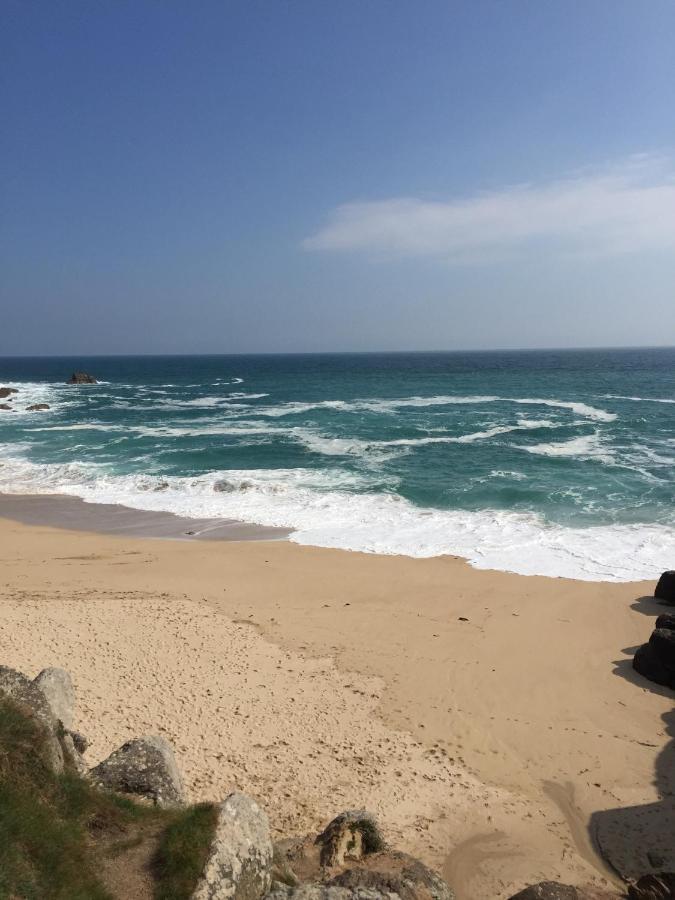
[0,510,672,899]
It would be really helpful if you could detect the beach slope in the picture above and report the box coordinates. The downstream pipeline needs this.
[0,514,670,899]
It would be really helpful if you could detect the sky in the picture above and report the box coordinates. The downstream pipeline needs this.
[1,0,675,355]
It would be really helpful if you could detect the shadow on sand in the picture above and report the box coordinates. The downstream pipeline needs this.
[590,595,674,881]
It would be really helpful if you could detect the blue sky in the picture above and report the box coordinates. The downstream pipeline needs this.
[2,0,675,354]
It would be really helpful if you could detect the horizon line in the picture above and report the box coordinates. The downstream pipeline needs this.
[1,343,675,360]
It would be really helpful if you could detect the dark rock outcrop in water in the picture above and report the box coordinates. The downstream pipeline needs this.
[67,371,97,384]
[0,403,14,411]
[655,571,675,605]
[0,387,18,398]
[88,734,185,807]
[27,402,50,411]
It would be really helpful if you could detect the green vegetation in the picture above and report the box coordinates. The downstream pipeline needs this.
[153,802,218,900]
[0,696,217,900]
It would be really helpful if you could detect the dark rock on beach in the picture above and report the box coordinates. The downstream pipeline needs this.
[0,386,18,398]
[88,734,185,807]
[67,371,97,384]
[27,402,50,411]
[633,629,675,690]
[630,580,675,688]
[655,613,675,632]
[655,571,675,605]
[628,873,675,900]
[507,883,583,900]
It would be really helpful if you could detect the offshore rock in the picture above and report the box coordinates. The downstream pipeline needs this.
[0,387,18,398]
[89,735,185,807]
[67,371,97,384]
[0,403,14,411]
[27,403,50,411]
[191,792,273,900]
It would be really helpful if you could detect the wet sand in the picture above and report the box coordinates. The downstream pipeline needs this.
[0,492,289,541]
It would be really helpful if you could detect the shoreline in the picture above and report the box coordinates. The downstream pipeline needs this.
[0,513,672,898]
[0,491,290,542]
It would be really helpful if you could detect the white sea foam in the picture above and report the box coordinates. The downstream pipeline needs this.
[0,452,671,581]
[517,433,616,464]
[296,418,569,457]
[602,394,675,404]
[250,394,617,422]
[25,421,292,441]
[0,381,69,414]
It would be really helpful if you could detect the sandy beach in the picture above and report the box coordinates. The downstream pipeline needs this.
[0,501,672,899]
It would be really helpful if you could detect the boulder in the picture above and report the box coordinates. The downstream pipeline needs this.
[632,642,674,690]
[628,873,675,899]
[632,627,675,690]
[191,792,273,900]
[0,387,18,398]
[271,814,452,900]
[0,665,64,772]
[67,372,97,384]
[69,730,89,753]
[0,403,14,411]
[507,884,582,900]
[650,627,675,667]
[327,852,453,900]
[267,887,394,900]
[655,572,675,605]
[33,667,75,729]
[89,735,185,807]
[62,731,88,775]
[655,613,675,632]
[316,811,385,868]
[27,403,50,411]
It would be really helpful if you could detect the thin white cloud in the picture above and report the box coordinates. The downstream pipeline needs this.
[302,155,675,263]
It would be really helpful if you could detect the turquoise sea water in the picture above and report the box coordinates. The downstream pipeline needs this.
[1,348,674,580]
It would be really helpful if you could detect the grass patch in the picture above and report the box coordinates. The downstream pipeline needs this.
[0,697,112,900]
[153,802,219,900]
[0,696,217,900]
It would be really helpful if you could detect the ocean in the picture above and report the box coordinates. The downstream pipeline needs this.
[1,348,674,581]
